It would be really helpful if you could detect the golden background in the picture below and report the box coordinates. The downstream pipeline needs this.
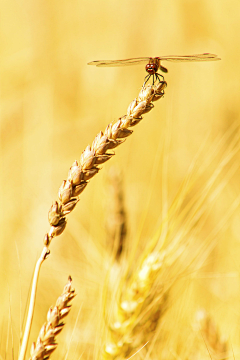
[1,0,240,359]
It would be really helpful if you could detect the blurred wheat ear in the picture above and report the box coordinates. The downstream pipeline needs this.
[195,309,228,359]
[105,167,127,261]
[103,251,170,360]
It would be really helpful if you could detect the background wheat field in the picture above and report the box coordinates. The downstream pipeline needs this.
[1,1,240,359]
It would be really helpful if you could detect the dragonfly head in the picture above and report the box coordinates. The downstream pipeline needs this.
[145,57,160,75]
[145,58,168,75]
[145,63,158,75]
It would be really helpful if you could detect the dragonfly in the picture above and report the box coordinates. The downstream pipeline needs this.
[88,53,221,84]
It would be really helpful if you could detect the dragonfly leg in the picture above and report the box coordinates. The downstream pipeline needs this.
[143,74,151,86]
[155,73,165,84]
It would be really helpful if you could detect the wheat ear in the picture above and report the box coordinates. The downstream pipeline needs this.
[29,276,76,360]
[18,80,166,360]
[46,81,166,245]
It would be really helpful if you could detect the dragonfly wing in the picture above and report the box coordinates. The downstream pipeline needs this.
[160,53,221,62]
[88,57,149,67]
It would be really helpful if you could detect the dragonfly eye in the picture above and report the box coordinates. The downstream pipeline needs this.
[145,63,158,75]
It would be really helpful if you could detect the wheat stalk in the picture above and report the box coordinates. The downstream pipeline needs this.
[18,80,166,360]
[29,276,76,360]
